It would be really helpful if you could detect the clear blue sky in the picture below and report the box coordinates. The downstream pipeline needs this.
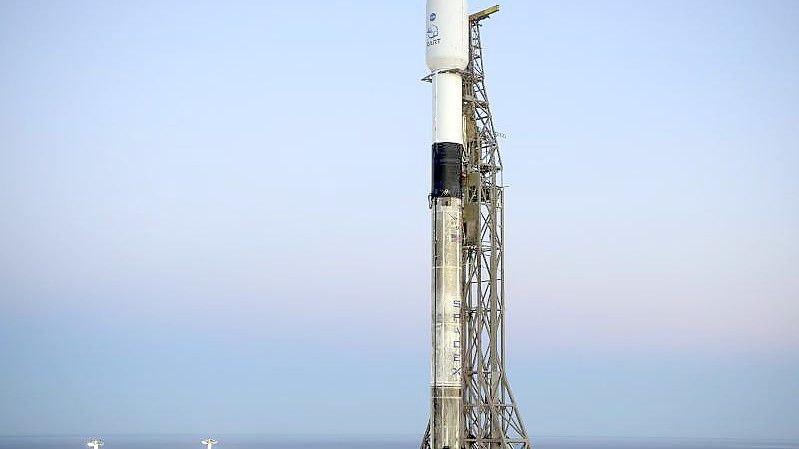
[1,0,797,440]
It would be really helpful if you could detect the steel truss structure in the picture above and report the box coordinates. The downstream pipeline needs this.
[421,7,533,449]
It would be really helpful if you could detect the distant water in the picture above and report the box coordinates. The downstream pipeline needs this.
[1,435,797,449]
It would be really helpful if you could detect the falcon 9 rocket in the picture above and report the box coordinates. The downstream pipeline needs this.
[426,1,468,449]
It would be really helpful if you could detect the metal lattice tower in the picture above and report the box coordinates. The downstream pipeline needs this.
[421,6,533,449]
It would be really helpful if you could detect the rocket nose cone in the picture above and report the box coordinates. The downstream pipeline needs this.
[426,0,469,71]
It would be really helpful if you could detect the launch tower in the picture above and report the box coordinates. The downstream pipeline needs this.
[422,5,533,449]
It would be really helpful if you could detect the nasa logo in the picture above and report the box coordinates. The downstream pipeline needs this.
[429,12,436,21]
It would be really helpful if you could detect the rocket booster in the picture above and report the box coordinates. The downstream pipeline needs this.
[426,1,468,449]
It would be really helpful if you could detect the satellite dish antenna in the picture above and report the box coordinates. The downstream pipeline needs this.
[87,438,104,449]
[201,438,218,449]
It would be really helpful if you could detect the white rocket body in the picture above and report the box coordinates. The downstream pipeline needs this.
[427,0,468,145]
[426,2,468,449]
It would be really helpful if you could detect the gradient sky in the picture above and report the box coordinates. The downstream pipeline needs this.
[1,0,798,440]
